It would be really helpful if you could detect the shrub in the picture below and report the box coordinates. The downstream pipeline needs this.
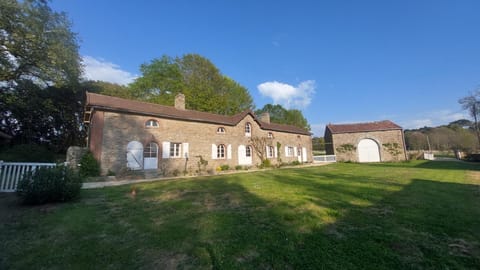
[465,154,480,162]
[0,144,55,162]
[259,159,271,168]
[235,165,243,170]
[290,160,301,166]
[16,166,82,205]
[79,152,100,177]
[220,164,230,171]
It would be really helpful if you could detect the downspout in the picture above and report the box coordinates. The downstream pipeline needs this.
[84,106,95,151]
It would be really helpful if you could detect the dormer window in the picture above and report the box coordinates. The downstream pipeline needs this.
[268,132,273,138]
[245,122,251,137]
[145,119,159,128]
[217,127,226,134]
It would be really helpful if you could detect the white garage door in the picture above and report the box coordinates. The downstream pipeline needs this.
[358,139,380,162]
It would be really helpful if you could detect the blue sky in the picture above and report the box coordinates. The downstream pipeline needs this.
[51,0,480,136]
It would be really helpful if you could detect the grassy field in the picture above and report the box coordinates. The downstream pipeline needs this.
[1,160,479,269]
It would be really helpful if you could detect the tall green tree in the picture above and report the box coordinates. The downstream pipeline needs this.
[0,0,81,87]
[129,54,254,115]
[255,104,310,131]
[0,0,83,152]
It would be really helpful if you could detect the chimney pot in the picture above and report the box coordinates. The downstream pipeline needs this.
[259,112,270,123]
[174,93,185,110]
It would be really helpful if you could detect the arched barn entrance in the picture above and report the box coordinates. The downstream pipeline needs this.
[358,139,381,162]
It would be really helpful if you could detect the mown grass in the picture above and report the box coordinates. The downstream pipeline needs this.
[1,160,479,269]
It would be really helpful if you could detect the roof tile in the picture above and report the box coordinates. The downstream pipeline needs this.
[86,92,311,135]
[326,120,402,134]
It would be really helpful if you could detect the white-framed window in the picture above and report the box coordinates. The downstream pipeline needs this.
[246,145,252,157]
[268,132,273,138]
[217,127,226,134]
[170,143,181,158]
[287,146,294,157]
[267,146,274,158]
[145,119,159,128]
[144,142,158,158]
[217,144,226,159]
[245,122,251,137]
[297,146,302,157]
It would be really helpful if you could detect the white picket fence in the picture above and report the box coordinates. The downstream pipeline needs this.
[0,161,56,192]
[313,155,336,163]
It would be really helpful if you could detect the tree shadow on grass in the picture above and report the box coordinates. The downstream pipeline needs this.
[2,168,480,269]
[131,170,480,269]
[316,178,480,269]
[361,160,480,171]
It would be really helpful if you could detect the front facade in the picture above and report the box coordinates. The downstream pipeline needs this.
[325,120,407,162]
[84,93,312,174]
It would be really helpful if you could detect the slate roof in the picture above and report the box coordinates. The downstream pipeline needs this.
[85,92,311,135]
[326,120,402,134]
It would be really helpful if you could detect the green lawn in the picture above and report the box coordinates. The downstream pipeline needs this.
[1,161,480,269]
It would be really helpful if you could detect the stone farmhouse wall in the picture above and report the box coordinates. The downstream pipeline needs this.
[92,111,312,175]
[326,129,406,162]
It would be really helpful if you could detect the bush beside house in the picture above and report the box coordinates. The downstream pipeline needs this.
[16,166,82,205]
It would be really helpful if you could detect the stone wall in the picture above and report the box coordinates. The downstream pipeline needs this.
[330,129,406,162]
[66,146,88,171]
[92,111,312,175]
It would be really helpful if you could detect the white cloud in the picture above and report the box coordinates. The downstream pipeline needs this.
[257,80,316,109]
[401,110,468,129]
[82,56,136,85]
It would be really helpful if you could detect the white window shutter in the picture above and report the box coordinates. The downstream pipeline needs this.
[274,146,278,158]
[162,142,170,159]
[294,147,298,157]
[227,144,232,159]
[183,143,189,158]
[285,146,289,157]
[265,146,269,157]
[212,144,217,159]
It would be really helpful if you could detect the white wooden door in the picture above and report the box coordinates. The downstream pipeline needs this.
[358,139,381,162]
[302,147,307,163]
[238,145,252,165]
[127,141,143,170]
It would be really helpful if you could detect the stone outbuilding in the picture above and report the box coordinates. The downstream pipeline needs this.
[324,120,407,162]
[84,92,312,175]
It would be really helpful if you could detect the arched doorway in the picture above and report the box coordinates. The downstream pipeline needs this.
[358,139,381,162]
[127,141,143,170]
[143,142,158,170]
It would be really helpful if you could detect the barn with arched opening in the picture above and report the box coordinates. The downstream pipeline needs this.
[324,120,407,162]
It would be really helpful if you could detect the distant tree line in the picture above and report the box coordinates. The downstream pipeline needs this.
[404,120,477,152]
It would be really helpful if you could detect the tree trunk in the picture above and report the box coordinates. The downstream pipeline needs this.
[473,105,480,149]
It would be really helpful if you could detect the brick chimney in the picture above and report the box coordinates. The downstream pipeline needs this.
[259,112,270,123]
[174,93,185,110]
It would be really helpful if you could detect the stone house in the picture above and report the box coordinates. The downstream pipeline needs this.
[84,92,312,174]
[324,120,407,162]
